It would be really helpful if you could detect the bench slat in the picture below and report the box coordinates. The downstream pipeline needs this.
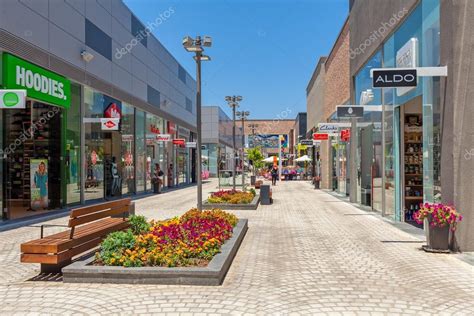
[69,198,131,218]
[68,205,130,228]
[21,219,129,254]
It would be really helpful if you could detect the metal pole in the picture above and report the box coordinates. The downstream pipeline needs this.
[196,51,203,211]
[241,116,245,188]
[232,104,236,190]
[278,135,282,181]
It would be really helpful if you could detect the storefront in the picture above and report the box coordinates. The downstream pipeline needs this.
[0,53,74,220]
[0,52,194,221]
[351,1,441,227]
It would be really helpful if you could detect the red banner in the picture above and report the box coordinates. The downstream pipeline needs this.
[313,133,328,140]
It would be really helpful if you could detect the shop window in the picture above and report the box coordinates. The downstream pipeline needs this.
[65,84,81,205]
[135,110,146,193]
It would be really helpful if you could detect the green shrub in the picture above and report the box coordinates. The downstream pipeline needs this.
[97,230,137,266]
[249,188,256,197]
[129,215,150,235]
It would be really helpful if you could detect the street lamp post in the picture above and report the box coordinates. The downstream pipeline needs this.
[183,35,212,211]
[225,95,242,190]
[237,111,250,188]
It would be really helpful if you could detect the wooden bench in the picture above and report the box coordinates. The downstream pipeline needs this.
[21,198,133,273]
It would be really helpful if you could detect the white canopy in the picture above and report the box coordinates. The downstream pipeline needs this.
[263,156,286,163]
[295,155,312,162]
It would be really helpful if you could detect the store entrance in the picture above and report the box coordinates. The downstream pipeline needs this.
[103,131,123,199]
[3,100,62,220]
[401,97,423,227]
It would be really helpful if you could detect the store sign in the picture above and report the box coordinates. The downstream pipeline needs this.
[317,123,339,134]
[156,134,171,142]
[341,129,351,141]
[313,133,329,141]
[104,102,121,118]
[185,142,197,148]
[2,53,71,108]
[167,121,176,134]
[173,139,185,146]
[150,124,160,134]
[396,38,418,96]
[0,89,26,109]
[337,105,364,118]
[372,69,417,88]
[100,118,120,130]
[299,140,314,146]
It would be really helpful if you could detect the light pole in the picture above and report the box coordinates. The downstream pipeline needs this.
[183,35,212,211]
[225,95,242,190]
[237,111,250,188]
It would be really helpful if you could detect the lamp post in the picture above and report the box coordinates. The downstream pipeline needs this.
[183,35,212,211]
[225,95,242,190]
[237,111,250,188]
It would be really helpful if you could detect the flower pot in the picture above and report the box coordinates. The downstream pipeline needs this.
[428,224,450,250]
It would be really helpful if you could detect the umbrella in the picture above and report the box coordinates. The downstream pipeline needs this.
[262,156,286,163]
[295,155,312,162]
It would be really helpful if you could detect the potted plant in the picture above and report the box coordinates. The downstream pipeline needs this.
[247,147,264,185]
[414,203,463,251]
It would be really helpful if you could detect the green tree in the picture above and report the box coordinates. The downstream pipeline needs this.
[247,146,264,176]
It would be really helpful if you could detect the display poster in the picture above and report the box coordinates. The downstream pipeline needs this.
[31,158,49,210]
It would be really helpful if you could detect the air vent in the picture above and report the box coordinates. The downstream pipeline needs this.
[0,29,49,67]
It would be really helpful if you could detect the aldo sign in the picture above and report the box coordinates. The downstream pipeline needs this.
[372,69,417,88]
[2,53,71,108]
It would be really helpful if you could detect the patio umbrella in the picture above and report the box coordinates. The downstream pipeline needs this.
[295,155,312,162]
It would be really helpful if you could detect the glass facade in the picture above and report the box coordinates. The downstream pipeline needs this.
[65,84,81,205]
[353,0,441,223]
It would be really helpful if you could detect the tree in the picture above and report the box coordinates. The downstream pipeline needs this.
[246,146,264,176]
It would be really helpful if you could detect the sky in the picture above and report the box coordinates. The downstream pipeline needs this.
[124,0,349,120]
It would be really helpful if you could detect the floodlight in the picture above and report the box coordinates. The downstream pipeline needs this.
[202,36,212,47]
[182,36,194,48]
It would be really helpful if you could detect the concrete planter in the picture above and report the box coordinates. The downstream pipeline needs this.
[203,195,260,210]
[62,219,248,286]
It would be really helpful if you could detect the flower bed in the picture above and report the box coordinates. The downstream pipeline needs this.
[94,209,238,268]
[207,189,256,204]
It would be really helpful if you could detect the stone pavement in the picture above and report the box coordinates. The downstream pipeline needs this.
[0,180,473,315]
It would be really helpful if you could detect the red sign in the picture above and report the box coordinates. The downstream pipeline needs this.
[104,102,121,119]
[313,133,329,140]
[172,139,185,147]
[167,121,176,134]
[341,129,351,141]
[150,124,160,134]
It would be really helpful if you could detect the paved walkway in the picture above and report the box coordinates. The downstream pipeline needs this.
[0,180,473,315]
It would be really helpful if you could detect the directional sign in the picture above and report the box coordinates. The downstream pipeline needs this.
[300,140,314,146]
[313,133,329,141]
[372,69,417,88]
[318,123,340,133]
[337,106,364,118]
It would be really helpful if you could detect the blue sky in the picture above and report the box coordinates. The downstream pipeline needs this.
[124,0,348,119]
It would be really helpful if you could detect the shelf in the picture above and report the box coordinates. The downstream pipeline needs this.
[405,197,423,200]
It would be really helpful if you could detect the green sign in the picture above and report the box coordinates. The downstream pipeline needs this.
[2,53,70,108]
[0,89,26,108]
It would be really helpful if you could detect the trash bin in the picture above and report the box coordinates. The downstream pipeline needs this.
[361,188,371,206]
[153,182,161,194]
[260,185,271,205]
[250,175,256,185]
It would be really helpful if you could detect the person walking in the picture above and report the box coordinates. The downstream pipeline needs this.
[270,164,278,186]
[153,163,164,193]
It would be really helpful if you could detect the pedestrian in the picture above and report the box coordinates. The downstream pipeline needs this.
[153,163,164,193]
[167,163,174,188]
[270,164,278,186]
